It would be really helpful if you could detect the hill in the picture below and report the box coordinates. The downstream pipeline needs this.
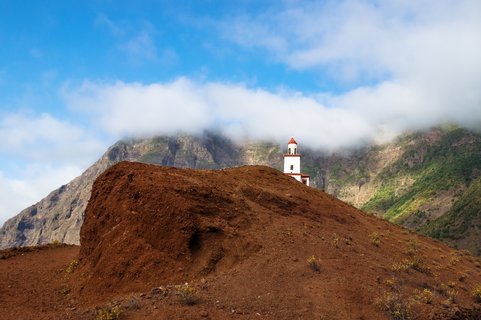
[1,126,481,256]
[1,162,481,319]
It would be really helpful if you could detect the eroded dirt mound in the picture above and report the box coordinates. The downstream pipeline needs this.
[79,162,326,296]
[74,162,481,319]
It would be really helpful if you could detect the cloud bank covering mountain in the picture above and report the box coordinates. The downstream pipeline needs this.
[1,0,481,225]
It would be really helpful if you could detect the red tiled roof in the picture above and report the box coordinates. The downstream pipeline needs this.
[288,137,297,144]
[285,173,310,178]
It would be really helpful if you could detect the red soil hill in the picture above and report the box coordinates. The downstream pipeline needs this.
[74,162,481,319]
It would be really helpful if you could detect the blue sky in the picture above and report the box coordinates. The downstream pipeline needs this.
[1,0,481,225]
[0,0,331,108]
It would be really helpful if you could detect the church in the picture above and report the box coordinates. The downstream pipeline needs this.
[283,137,310,186]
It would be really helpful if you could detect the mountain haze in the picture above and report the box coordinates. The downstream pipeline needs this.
[1,126,481,255]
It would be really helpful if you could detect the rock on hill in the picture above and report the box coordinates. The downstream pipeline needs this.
[2,126,481,256]
[5,161,478,319]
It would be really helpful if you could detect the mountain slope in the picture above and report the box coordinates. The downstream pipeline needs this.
[2,126,481,256]
[3,163,481,319]
[360,126,481,225]
[421,175,481,255]
[71,163,481,318]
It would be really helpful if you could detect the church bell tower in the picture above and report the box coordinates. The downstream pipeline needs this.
[283,137,310,186]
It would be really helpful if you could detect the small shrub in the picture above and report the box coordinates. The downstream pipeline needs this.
[385,278,397,289]
[331,234,340,249]
[175,283,197,305]
[307,255,321,272]
[344,236,353,246]
[409,257,431,274]
[66,259,79,274]
[392,260,412,273]
[414,288,433,304]
[52,239,61,246]
[96,302,121,320]
[375,291,412,320]
[450,255,461,266]
[392,257,430,274]
[370,232,381,247]
[59,287,71,295]
[405,239,420,256]
[472,285,481,303]
[446,289,458,304]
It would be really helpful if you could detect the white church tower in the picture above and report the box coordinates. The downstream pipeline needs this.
[283,137,310,186]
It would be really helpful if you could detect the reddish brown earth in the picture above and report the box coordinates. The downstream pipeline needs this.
[1,162,481,319]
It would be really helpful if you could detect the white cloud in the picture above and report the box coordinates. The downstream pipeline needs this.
[0,111,106,166]
[64,79,212,138]
[210,0,481,135]
[216,0,481,95]
[0,111,107,225]
[63,72,481,151]
[58,1,481,152]
[0,165,81,226]
[58,78,392,150]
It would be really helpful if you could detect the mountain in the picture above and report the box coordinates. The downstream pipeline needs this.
[321,126,481,255]
[0,132,281,248]
[2,162,481,319]
[1,126,481,255]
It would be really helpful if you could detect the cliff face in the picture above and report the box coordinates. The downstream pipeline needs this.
[2,127,481,255]
[0,147,117,248]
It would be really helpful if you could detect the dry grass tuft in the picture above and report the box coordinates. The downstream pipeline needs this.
[96,302,121,320]
[175,283,198,305]
[307,255,321,272]
[369,232,381,247]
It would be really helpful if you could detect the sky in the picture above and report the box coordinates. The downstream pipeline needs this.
[1,0,481,226]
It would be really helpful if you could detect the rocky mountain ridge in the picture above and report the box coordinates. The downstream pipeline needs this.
[1,126,481,255]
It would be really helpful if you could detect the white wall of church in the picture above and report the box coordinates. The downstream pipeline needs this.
[284,156,300,174]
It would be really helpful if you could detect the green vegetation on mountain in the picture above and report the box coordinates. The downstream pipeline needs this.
[360,127,481,227]
[420,175,481,255]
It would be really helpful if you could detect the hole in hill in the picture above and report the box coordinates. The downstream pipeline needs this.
[189,231,202,255]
